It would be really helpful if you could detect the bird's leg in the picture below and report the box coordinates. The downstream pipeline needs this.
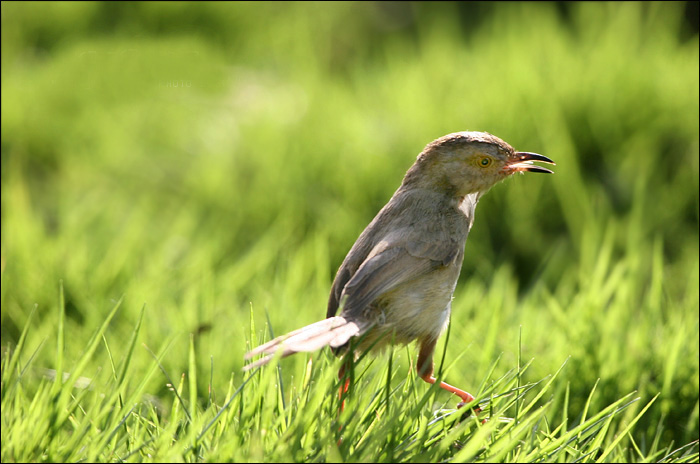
[337,354,353,413]
[417,338,476,409]
[336,354,355,444]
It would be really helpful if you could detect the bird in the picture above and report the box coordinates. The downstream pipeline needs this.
[244,131,554,409]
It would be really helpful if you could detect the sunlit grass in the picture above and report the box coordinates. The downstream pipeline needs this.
[1,2,698,462]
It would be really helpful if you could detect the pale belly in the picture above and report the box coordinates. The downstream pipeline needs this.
[356,264,460,352]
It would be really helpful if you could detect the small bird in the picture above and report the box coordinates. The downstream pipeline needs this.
[244,131,554,408]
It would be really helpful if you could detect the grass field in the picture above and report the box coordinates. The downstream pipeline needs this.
[1,2,698,462]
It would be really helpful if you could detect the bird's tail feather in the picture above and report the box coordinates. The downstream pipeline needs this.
[243,316,361,371]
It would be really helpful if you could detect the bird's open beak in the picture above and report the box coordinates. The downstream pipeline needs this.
[505,152,556,174]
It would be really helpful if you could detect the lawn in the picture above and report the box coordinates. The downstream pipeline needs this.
[1,2,698,462]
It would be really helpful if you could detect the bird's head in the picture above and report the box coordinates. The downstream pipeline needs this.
[403,131,555,197]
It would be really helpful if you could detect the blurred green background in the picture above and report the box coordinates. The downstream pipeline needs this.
[1,0,698,453]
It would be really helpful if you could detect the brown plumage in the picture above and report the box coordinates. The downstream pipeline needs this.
[244,131,554,407]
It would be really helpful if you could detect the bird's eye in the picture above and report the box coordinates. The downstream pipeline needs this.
[479,157,492,167]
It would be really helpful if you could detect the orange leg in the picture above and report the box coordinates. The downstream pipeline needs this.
[338,377,350,412]
[337,358,353,444]
[418,338,477,409]
[337,357,352,413]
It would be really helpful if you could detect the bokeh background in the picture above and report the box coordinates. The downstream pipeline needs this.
[2,1,698,454]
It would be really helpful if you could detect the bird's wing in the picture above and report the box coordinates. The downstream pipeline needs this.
[337,236,462,319]
[326,190,472,318]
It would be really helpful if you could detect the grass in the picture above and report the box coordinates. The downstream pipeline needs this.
[1,2,699,462]
[0,297,694,462]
